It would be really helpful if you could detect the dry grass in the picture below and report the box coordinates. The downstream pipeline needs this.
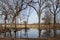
[1,24,60,29]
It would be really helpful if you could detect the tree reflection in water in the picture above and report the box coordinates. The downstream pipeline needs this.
[0,28,60,38]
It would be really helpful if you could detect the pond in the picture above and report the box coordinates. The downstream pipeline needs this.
[0,28,60,38]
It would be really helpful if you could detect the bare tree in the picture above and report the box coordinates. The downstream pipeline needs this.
[42,0,60,37]
[26,0,48,37]
[42,10,52,24]
[42,10,52,37]
[0,0,28,38]
[0,1,10,37]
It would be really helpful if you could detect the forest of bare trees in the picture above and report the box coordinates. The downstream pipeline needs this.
[0,0,60,39]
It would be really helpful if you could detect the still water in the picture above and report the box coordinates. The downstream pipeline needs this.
[0,28,60,38]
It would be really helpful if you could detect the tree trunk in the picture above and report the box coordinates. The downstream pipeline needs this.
[24,21,28,38]
[27,18,28,38]
[54,14,56,37]
[38,0,41,38]
[20,18,21,38]
[15,18,16,38]
[10,22,12,38]
[38,16,41,37]
[4,20,6,37]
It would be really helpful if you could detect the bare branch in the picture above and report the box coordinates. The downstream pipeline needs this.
[27,4,38,14]
[49,8,54,15]
[57,8,60,15]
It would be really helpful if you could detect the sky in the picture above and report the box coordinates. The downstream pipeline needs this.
[28,10,38,24]
[28,8,44,24]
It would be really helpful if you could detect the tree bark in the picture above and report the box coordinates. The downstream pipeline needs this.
[4,20,6,37]
[54,14,56,37]
[27,18,28,38]
[38,16,41,37]
[15,18,16,38]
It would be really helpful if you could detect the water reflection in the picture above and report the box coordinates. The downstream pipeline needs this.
[0,28,60,38]
[16,28,39,38]
[40,29,54,38]
[56,30,60,34]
